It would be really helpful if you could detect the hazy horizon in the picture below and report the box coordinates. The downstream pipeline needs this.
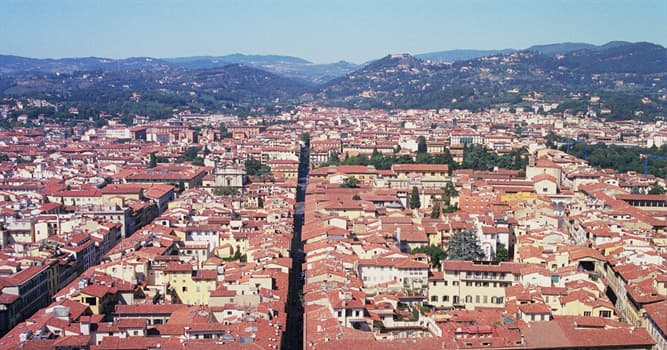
[1,0,666,64]
[1,40,658,65]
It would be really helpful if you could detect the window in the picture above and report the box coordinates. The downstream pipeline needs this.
[599,310,611,318]
[182,286,188,292]
[583,311,591,317]
[443,295,449,302]
[431,296,438,302]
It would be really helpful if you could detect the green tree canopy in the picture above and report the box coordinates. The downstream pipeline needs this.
[447,230,485,261]
[430,200,441,219]
[495,243,509,262]
[182,146,201,161]
[410,186,421,209]
[244,158,271,176]
[412,245,447,268]
[417,136,428,154]
[213,187,239,196]
[649,183,666,195]
[341,177,360,188]
[149,152,157,168]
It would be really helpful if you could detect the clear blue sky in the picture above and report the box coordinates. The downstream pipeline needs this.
[1,0,665,63]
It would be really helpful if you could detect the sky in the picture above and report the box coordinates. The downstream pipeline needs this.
[0,0,665,63]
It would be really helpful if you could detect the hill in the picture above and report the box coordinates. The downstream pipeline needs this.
[0,64,310,119]
[416,49,516,62]
[1,41,666,122]
[0,55,172,75]
[315,42,667,119]
[0,53,360,84]
[526,42,597,55]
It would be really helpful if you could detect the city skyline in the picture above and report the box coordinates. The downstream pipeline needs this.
[1,0,666,63]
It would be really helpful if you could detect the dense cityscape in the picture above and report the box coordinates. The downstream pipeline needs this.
[0,101,664,349]
[0,1,666,349]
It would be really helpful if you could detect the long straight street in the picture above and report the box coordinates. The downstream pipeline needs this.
[283,143,309,350]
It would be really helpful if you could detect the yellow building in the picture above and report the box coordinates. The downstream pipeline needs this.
[74,284,115,315]
[334,165,378,183]
[429,260,525,310]
[164,263,217,305]
[210,274,273,307]
[391,164,449,179]
[500,191,537,203]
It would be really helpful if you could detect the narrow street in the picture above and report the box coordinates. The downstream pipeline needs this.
[283,143,309,350]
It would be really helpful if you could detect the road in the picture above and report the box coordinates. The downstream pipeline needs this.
[282,144,309,350]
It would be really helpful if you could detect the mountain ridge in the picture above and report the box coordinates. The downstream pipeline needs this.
[1,41,666,121]
[315,41,667,119]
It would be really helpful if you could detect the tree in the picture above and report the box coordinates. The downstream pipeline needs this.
[223,250,247,262]
[177,181,185,193]
[352,194,361,201]
[447,230,485,261]
[182,146,201,161]
[444,181,458,197]
[220,123,232,138]
[412,245,447,268]
[213,187,239,196]
[244,158,271,176]
[417,136,427,154]
[192,157,204,166]
[432,149,454,167]
[149,152,157,168]
[430,200,441,219]
[329,152,340,164]
[649,183,666,195]
[415,152,433,164]
[442,203,458,213]
[495,243,509,262]
[410,186,421,209]
[341,177,359,188]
